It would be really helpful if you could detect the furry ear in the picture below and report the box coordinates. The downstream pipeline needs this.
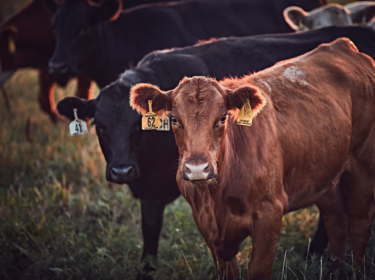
[57,97,97,120]
[88,0,122,23]
[350,4,375,24]
[226,86,266,118]
[130,83,172,116]
[283,6,307,31]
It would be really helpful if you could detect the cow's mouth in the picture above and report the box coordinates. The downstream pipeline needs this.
[184,177,218,187]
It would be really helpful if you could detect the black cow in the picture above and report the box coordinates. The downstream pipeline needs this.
[49,0,323,88]
[57,26,375,277]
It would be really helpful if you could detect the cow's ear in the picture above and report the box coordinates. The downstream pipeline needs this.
[369,18,375,29]
[283,6,307,31]
[57,97,97,120]
[88,0,122,23]
[226,86,267,117]
[350,4,375,24]
[130,83,173,116]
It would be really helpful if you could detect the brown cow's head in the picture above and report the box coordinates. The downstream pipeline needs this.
[130,77,266,185]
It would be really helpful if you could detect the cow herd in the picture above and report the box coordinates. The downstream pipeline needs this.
[4,0,375,279]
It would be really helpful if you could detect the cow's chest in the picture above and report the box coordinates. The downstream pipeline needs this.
[187,186,250,259]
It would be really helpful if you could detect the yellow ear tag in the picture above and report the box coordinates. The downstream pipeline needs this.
[237,99,253,126]
[8,35,16,54]
[142,100,160,130]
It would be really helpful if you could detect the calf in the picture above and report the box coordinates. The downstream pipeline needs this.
[57,26,375,273]
[130,38,375,279]
[49,0,322,88]
[284,2,375,31]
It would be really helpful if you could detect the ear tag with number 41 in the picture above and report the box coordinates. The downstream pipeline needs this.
[142,100,160,130]
[237,99,253,126]
[69,108,88,136]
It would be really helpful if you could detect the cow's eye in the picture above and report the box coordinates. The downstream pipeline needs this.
[221,114,227,122]
[171,116,177,124]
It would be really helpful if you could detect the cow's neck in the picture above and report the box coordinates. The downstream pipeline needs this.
[184,115,274,252]
[86,20,134,87]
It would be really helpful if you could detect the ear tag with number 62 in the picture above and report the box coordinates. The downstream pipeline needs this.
[69,108,88,136]
[237,99,253,126]
[142,100,160,130]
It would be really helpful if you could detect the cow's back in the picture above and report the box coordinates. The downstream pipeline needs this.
[222,38,375,210]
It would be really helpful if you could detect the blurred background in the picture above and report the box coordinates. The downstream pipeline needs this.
[0,0,370,280]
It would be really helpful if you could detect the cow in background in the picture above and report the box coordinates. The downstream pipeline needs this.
[129,38,375,279]
[0,0,94,122]
[0,0,178,122]
[284,1,375,31]
[49,0,323,88]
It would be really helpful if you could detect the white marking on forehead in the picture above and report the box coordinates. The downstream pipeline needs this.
[258,79,271,93]
[282,66,308,85]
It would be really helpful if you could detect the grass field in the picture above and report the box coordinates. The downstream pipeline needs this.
[1,0,375,279]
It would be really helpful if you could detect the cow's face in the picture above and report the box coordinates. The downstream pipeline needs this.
[130,77,266,185]
[284,3,375,31]
[49,0,122,76]
[284,4,353,31]
[57,81,142,184]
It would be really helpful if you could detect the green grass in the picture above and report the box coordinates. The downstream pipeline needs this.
[1,70,375,280]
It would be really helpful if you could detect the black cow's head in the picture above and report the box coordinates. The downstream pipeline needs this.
[49,0,122,76]
[57,80,143,184]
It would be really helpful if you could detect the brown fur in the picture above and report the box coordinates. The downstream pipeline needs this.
[130,38,375,279]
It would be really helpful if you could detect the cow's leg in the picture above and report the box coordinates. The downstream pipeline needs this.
[76,74,95,100]
[309,216,329,256]
[207,245,238,280]
[309,170,351,257]
[138,199,166,279]
[247,203,283,280]
[345,164,375,273]
[315,184,348,268]
[38,70,58,123]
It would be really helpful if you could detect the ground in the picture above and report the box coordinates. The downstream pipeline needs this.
[1,0,374,279]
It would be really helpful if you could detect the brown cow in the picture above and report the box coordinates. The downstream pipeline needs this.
[130,38,375,279]
[0,0,94,122]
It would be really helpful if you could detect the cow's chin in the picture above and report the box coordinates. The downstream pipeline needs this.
[184,178,218,187]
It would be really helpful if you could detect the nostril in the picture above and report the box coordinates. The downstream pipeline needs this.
[203,165,210,174]
[124,166,133,175]
[185,165,191,174]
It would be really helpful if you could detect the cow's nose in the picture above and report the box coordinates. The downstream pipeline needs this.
[184,162,210,181]
[48,61,68,74]
[108,163,138,183]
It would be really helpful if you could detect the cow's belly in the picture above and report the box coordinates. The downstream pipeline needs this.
[284,155,348,212]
